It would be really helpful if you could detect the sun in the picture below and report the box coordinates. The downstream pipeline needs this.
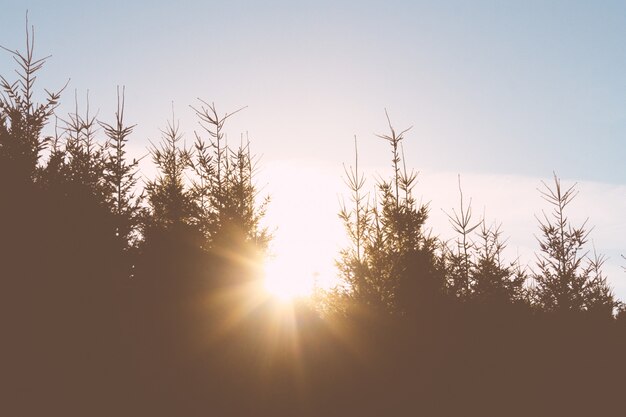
[263,256,315,302]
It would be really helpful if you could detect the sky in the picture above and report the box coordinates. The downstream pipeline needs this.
[2,1,625,296]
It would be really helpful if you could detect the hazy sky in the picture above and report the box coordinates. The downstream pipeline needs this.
[2,1,625,295]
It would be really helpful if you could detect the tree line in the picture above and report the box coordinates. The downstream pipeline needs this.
[334,111,620,319]
[1,28,625,417]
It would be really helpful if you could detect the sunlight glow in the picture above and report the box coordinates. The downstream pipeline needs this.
[263,256,315,302]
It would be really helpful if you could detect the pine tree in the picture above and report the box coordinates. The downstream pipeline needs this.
[336,136,375,310]
[0,21,61,186]
[1,21,64,277]
[442,180,526,304]
[442,177,481,299]
[100,87,144,251]
[190,100,270,256]
[472,221,526,303]
[145,111,194,229]
[532,174,616,315]
[59,92,109,198]
[336,112,441,315]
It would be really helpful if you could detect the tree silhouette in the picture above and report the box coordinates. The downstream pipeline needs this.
[336,136,374,311]
[0,23,64,286]
[337,112,442,316]
[532,174,616,315]
[100,87,144,257]
[145,111,194,229]
[442,176,481,299]
[190,100,269,253]
[442,181,526,304]
[0,22,61,187]
[471,221,526,304]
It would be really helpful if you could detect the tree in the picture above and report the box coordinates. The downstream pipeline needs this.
[0,21,62,186]
[471,221,526,304]
[98,87,145,279]
[442,176,481,299]
[0,20,66,282]
[532,174,616,315]
[190,100,269,252]
[100,87,143,246]
[442,180,526,304]
[145,111,194,229]
[336,111,441,316]
[58,92,109,197]
[336,136,375,311]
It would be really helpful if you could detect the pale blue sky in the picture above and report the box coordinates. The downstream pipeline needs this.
[2,1,625,182]
[2,1,625,295]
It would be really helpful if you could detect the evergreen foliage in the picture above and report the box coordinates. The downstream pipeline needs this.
[0,23,61,185]
[442,177,482,299]
[441,180,526,304]
[100,87,144,252]
[471,221,527,303]
[145,111,194,229]
[532,174,616,315]
[190,100,270,252]
[337,112,442,316]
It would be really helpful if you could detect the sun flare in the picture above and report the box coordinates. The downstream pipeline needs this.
[263,256,315,302]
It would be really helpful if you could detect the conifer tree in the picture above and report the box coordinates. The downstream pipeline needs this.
[0,21,61,186]
[471,221,526,303]
[100,87,144,252]
[59,93,109,198]
[145,111,194,229]
[1,21,63,280]
[336,136,375,310]
[190,100,269,253]
[443,177,481,299]
[532,174,616,315]
[337,112,441,315]
[442,181,526,304]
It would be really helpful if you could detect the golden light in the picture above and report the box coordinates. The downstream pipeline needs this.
[263,256,315,302]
